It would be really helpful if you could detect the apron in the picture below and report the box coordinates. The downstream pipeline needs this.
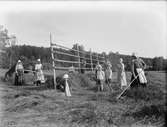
[136,68,147,84]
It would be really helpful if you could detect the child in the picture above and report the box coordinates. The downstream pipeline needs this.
[96,64,105,92]
[105,61,113,91]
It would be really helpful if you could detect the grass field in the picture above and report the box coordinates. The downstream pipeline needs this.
[0,69,166,127]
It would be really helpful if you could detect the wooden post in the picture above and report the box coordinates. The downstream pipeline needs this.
[50,33,56,89]
[103,54,105,63]
[77,44,81,73]
[90,48,93,72]
[96,53,99,63]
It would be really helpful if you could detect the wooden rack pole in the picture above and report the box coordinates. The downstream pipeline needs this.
[50,33,56,89]
[90,49,93,72]
[77,44,81,73]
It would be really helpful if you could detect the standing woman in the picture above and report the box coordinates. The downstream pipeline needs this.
[35,59,45,86]
[131,53,147,88]
[15,60,24,86]
[117,58,127,90]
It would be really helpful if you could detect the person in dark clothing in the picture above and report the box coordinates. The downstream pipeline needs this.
[131,53,147,88]
[81,60,86,74]
[15,60,24,86]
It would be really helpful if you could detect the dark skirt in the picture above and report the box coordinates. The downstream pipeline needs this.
[130,69,140,88]
[14,70,24,86]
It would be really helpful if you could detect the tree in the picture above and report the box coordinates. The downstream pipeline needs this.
[153,57,164,71]
[71,43,85,67]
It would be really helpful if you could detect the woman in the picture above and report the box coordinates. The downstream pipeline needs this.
[35,59,45,86]
[131,53,147,88]
[117,58,127,90]
[15,60,24,85]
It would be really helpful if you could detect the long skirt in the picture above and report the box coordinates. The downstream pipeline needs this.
[131,68,147,88]
[65,80,71,97]
[36,70,45,83]
[15,70,24,86]
[136,68,147,84]
[120,72,127,87]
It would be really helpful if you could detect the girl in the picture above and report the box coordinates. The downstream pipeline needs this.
[105,61,113,91]
[96,64,105,92]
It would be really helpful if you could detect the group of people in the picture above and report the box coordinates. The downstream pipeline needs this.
[14,59,45,86]
[95,53,147,92]
[14,52,147,94]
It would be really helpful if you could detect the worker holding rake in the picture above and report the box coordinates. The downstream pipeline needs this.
[117,53,147,100]
[131,53,147,88]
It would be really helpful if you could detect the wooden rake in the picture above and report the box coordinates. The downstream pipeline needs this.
[116,71,142,100]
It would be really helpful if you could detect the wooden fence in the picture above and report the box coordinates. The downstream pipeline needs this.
[49,34,106,87]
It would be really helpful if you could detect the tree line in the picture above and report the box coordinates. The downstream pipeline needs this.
[0,45,166,72]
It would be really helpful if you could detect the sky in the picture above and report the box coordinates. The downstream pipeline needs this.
[0,1,166,58]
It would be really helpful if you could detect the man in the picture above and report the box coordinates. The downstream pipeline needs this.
[15,60,24,85]
[131,53,147,88]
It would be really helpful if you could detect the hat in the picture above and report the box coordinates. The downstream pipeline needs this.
[37,59,41,62]
[63,74,69,79]
[18,60,21,63]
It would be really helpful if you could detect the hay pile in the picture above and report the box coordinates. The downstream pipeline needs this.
[44,72,95,91]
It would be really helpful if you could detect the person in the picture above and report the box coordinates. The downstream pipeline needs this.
[35,59,45,86]
[95,62,105,92]
[117,58,127,90]
[95,62,101,78]
[105,61,113,91]
[15,60,24,85]
[80,60,86,74]
[68,65,75,73]
[131,53,147,88]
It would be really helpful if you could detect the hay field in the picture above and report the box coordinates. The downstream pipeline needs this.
[0,69,166,127]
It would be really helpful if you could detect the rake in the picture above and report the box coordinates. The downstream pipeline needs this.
[116,71,142,100]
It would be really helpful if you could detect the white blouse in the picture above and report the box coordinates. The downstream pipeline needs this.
[35,63,42,71]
